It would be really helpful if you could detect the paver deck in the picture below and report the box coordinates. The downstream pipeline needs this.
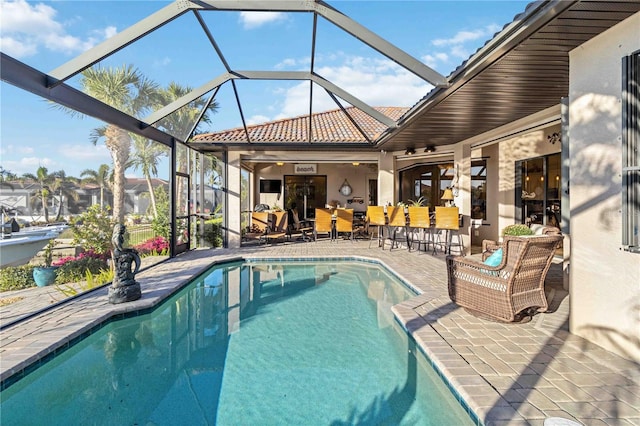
[1,239,638,425]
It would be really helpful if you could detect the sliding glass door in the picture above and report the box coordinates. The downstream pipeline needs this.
[284,175,327,219]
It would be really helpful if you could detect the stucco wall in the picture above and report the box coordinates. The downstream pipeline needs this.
[255,162,373,214]
[497,126,561,238]
[569,12,640,362]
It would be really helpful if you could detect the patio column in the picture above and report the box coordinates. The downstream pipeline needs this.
[378,151,395,205]
[454,143,471,254]
[227,151,242,248]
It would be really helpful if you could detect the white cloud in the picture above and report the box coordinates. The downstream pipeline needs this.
[419,24,502,72]
[247,115,271,125]
[432,24,501,47]
[3,157,57,176]
[1,143,110,177]
[56,143,110,162]
[0,0,112,58]
[271,56,431,120]
[239,11,287,29]
[274,56,310,70]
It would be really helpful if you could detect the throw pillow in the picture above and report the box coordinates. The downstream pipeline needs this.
[483,248,503,267]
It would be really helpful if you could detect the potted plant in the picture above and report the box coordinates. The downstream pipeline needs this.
[33,239,59,287]
[502,224,534,237]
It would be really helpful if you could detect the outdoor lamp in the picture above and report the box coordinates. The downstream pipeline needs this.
[441,188,455,207]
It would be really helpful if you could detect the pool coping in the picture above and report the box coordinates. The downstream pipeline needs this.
[2,247,638,425]
[0,251,485,424]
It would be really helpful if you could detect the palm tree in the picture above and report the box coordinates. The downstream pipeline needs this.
[80,164,112,209]
[155,82,218,218]
[0,166,17,194]
[127,136,168,218]
[22,166,56,222]
[50,170,80,221]
[57,65,160,223]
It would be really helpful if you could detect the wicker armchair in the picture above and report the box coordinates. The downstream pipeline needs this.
[447,234,562,322]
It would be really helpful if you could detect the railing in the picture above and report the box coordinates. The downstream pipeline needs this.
[127,224,155,246]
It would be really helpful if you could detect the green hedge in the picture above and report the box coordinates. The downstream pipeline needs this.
[0,265,37,291]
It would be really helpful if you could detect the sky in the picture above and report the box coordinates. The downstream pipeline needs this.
[0,0,530,179]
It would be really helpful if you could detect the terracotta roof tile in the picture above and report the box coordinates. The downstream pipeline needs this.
[192,106,408,144]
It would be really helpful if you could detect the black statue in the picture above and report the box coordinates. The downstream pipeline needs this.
[108,223,142,304]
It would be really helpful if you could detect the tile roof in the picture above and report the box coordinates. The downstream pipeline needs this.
[192,106,408,144]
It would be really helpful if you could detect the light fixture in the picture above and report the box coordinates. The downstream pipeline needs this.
[424,145,435,153]
[276,162,284,166]
[352,162,360,166]
[405,148,415,155]
[441,188,455,207]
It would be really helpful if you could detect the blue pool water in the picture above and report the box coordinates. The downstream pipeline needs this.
[1,260,473,425]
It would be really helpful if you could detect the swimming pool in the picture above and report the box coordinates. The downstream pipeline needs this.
[0,260,474,425]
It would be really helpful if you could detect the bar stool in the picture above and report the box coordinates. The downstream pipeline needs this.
[407,206,431,252]
[433,206,464,255]
[366,206,386,248]
[384,206,408,250]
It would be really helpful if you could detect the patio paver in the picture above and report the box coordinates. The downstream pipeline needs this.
[1,240,638,425]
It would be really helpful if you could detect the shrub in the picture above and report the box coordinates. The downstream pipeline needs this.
[134,236,169,256]
[502,224,534,237]
[151,186,170,239]
[0,265,36,291]
[53,249,106,267]
[55,268,114,298]
[70,205,114,255]
[54,257,109,285]
[202,217,223,248]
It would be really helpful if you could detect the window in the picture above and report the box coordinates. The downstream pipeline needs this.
[516,153,561,229]
[471,160,487,220]
[400,162,454,207]
[622,51,639,252]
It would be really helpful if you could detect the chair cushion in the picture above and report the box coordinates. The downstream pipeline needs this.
[483,248,503,267]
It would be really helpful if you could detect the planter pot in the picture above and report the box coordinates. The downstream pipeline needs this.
[33,266,59,287]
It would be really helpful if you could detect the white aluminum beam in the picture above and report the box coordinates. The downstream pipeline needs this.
[313,1,447,87]
[145,72,234,125]
[311,75,396,128]
[2,53,176,148]
[48,1,197,84]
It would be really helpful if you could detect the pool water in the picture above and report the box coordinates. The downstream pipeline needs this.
[1,261,473,425]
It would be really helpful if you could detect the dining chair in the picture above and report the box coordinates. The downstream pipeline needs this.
[366,206,386,248]
[266,211,288,243]
[314,208,334,241]
[287,208,313,241]
[384,206,408,250]
[433,206,464,255]
[335,208,354,242]
[407,206,431,252]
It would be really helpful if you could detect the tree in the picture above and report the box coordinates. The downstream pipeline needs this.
[22,166,56,222]
[80,164,112,210]
[57,65,160,223]
[127,136,168,218]
[155,82,218,219]
[50,170,80,221]
[0,166,18,183]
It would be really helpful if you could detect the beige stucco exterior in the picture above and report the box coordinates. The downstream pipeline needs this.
[568,12,640,362]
